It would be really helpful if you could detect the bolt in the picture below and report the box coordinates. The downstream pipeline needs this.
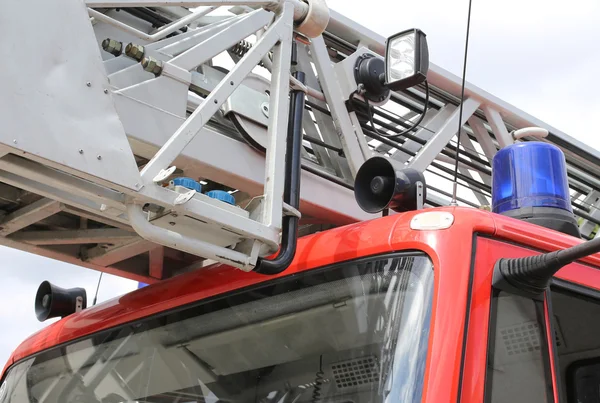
[141,56,163,76]
[261,102,270,118]
[171,213,178,218]
[102,38,123,57]
[125,43,145,61]
[97,155,102,160]
[169,221,176,226]
[78,149,84,154]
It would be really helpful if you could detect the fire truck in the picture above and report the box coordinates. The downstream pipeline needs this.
[2,0,600,401]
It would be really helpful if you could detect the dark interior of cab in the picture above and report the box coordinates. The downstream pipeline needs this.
[488,285,600,403]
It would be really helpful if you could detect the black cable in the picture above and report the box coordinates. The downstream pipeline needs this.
[303,134,344,155]
[451,0,474,204]
[311,355,324,403]
[380,81,430,139]
[362,81,430,140]
[365,97,381,136]
[92,272,103,306]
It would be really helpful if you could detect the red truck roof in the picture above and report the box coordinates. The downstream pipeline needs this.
[4,206,600,377]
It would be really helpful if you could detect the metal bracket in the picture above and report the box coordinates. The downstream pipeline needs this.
[174,189,197,205]
[75,296,84,312]
[416,181,424,211]
[153,166,177,183]
[283,202,301,218]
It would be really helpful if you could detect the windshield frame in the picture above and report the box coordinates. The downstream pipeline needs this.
[1,251,436,403]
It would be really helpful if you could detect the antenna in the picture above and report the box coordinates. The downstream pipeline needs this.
[92,272,103,306]
[450,0,474,206]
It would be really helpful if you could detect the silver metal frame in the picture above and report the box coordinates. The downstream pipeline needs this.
[1,0,598,281]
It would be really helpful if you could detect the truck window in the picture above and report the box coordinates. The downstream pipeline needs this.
[0,252,434,403]
[550,284,600,403]
[485,291,554,403]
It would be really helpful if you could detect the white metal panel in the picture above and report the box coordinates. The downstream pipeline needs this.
[0,0,141,191]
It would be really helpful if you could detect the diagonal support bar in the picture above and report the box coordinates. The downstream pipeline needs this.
[392,106,454,164]
[310,36,367,176]
[408,97,480,172]
[468,116,498,159]
[169,9,274,71]
[140,8,287,183]
[9,228,135,245]
[483,106,513,149]
[86,238,156,266]
[0,198,61,236]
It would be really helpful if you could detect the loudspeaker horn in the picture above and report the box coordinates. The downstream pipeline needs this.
[34,281,87,322]
[354,156,426,213]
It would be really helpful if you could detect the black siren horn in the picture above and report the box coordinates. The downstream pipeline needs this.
[35,281,87,322]
[354,156,426,214]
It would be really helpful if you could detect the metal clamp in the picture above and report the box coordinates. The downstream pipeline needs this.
[283,202,301,218]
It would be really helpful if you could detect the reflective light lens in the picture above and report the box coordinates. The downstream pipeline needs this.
[410,211,454,230]
[388,34,416,82]
[491,142,571,214]
[384,28,428,92]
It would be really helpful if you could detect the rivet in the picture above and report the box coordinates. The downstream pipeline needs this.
[103,89,109,94]
[78,149,84,154]
[86,82,92,87]
[169,221,176,226]
[97,155,102,160]
[171,213,178,218]
[214,99,218,104]
[12,139,17,144]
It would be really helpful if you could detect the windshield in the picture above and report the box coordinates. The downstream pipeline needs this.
[1,253,434,403]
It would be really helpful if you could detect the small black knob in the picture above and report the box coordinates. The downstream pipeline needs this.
[371,176,391,195]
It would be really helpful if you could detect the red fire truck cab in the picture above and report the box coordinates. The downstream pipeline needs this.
[2,204,600,403]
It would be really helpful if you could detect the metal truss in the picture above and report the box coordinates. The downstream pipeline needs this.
[1,0,599,282]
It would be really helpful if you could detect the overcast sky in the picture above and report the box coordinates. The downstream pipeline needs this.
[1,0,599,368]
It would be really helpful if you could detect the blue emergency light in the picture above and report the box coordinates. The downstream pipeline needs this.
[491,142,580,237]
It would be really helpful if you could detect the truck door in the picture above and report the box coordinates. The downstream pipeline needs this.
[547,263,600,402]
[460,237,559,403]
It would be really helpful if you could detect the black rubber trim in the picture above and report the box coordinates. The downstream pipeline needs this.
[483,287,500,403]
[535,298,556,402]
[456,234,478,403]
[544,288,564,402]
[551,278,600,302]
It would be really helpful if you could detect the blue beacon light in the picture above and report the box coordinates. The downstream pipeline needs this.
[491,142,580,237]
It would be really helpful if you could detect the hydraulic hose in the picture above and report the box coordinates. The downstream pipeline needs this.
[253,70,306,275]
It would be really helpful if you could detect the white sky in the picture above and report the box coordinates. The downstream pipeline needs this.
[1,0,600,367]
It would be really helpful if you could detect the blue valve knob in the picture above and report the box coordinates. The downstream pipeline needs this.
[206,190,235,205]
[172,177,202,192]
